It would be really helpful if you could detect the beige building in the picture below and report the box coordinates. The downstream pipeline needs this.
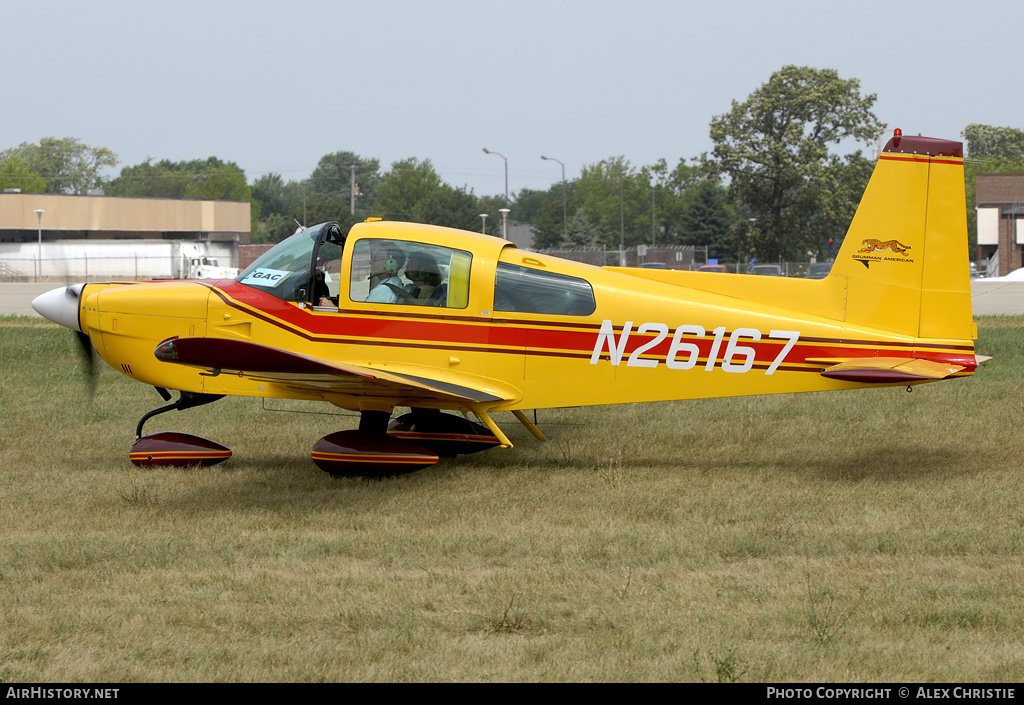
[0,191,250,242]
[0,191,250,281]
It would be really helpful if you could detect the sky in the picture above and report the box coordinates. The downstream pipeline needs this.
[4,0,1022,199]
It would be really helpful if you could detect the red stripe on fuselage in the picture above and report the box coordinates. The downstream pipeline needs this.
[208,282,974,373]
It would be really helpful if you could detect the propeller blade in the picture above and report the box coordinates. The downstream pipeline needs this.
[75,330,96,397]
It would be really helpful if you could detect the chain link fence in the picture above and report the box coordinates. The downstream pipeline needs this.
[0,254,194,282]
[536,245,698,269]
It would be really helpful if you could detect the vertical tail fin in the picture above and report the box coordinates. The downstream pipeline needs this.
[831,132,974,340]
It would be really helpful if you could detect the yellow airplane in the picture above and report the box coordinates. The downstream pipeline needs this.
[32,130,984,476]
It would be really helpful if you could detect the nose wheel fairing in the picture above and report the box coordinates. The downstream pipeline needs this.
[129,432,232,468]
[130,391,230,468]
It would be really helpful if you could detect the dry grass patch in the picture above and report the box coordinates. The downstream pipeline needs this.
[1,318,1023,681]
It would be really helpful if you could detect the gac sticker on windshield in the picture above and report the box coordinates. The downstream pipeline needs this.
[589,320,800,375]
[240,268,292,288]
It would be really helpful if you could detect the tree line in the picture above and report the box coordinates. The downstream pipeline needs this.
[3,66,1021,263]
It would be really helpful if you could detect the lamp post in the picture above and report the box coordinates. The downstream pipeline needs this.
[600,161,626,266]
[34,209,45,282]
[540,155,567,242]
[480,213,488,234]
[499,208,510,243]
[482,148,508,239]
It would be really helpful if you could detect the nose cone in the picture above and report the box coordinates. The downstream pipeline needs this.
[31,283,85,332]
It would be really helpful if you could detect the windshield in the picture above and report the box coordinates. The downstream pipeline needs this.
[236,223,343,302]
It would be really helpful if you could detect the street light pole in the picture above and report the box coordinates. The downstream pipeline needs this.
[482,148,509,239]
[480,213,488,234]
[540,155,567,242]
[34,209,45,282]
[499,209,510,243]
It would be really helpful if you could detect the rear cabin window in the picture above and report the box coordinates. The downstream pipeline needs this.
[494,262,596,316]
[348,239,471,309]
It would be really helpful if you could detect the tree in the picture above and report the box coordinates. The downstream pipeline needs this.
[704,66,884,263]
[0,151,47,193]
[563,210,597,247]
[573,157,657,251]
[374,158,481,231]
[678,179,737,260]
[307,151,381,214]
[644,157,715,246]
[2,137,117,194]
[251,173,293,219]
[521,183,578,248]
[108,157,250,201]
[374,158,444,221]
[416,183,482,232]
[964,124,1024,161]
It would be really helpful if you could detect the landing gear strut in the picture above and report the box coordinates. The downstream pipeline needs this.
[129,389,231,467]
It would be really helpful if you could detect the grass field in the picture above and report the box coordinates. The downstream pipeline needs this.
[1,315,1023,682]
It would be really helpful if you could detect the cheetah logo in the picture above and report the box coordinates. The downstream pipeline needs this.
[858,239,912,256]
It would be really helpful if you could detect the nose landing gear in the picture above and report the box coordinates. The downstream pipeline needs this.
[129,390,231,468]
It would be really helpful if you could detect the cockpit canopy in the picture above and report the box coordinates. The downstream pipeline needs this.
[236,222,344,304]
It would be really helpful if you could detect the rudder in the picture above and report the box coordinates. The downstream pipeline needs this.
[830,132,973,340]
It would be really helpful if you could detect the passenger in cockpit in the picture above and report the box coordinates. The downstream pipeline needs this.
[405,251,447,306]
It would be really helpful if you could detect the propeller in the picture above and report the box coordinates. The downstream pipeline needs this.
[75,330,96,397]
[31,283,96,396]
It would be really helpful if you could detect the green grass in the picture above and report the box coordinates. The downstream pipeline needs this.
[1,316,1023,681]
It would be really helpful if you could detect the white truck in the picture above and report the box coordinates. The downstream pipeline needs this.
[186,256,238,279]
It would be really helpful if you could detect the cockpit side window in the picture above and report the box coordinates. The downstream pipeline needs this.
[494,262,596,316]
[348,239,471,309]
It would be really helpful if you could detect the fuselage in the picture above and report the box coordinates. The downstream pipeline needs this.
[61,220,977,415]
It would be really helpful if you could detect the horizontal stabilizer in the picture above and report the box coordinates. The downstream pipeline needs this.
[818,357,965,383]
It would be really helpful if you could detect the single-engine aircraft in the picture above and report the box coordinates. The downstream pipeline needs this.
[33,131,985,476]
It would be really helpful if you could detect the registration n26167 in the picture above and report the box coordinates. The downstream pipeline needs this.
[589,320,800,375]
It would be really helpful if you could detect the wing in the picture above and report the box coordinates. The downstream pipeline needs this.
[153,337,514,406]
[812,356,966,383]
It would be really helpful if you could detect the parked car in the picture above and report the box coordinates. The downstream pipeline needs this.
[697,264,728,273]
[805,262,832,279]
[969,262,981,279]
[639,262,669,269]
[750,264,782,276]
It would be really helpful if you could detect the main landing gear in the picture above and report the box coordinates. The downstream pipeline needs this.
[127,391,508,476]
[311,408,502,478]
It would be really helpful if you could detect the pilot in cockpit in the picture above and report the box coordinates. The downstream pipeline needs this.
[365,243,408,304]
